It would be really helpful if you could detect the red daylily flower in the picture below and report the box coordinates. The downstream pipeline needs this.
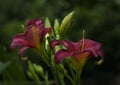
[10,19,51,58]
[50,39,104,64]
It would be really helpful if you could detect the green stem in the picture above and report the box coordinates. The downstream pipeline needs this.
[44,72,49,85]
[39,43,65,85]
[75,69,82,85]
[50,62,65,85]
[36,46,50,67]
[35,76,41,85]
[65,74,74,85]
[68,63,76,80]
[57,71,65,85]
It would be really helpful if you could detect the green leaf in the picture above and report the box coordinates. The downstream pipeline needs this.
[0,45,28,85]
[0,62,10,73]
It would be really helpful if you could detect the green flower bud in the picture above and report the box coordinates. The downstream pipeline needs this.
[60,11,75,37]
[45,17,54,37]
[28,60,35,74]
[33,63,44,76]
[27,61,38,80]
[54,19,60,34]
[45,17,51,28]
[27,71,34,79]
[54,19,61,39]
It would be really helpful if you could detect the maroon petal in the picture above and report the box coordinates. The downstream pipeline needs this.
[26,19,44,29]
[42,28,51,38]
[97,51,104,64]
[18,47,29,58]
[54,49,72,63]
[10,34,29,48]
[98,50,104,57]
[80,39,102,50]
[62,40,77,51]
[87,45,101,57]
[78,39,102,56]
[50,40,61,50]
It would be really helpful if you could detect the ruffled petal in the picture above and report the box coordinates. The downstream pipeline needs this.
[10,34,29,48]
[50,40,61,50]
[62,40,77,51]
[26,18,44,29]
[98,50,104,57]
[87,45,101,57]
[79,39,103,57]
[41,28,51,38]
[80,39,102,50]
[96,51,104,64]
[18,47,29,59]
[55,49,72,63]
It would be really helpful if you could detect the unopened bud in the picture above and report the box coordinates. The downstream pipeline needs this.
[33,64,44,76]
[27,61,38,80]
[27,71,34,79]
[60,11,75,37]
[45,17,51,28]
[28,60,35,73]
[54,19,60,34]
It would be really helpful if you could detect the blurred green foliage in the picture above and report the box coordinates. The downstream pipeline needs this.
[0,0,120,85]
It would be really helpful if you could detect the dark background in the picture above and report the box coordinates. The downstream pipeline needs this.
[0,0,120,85]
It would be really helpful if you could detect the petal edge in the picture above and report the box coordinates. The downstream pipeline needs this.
[54,49,72,63]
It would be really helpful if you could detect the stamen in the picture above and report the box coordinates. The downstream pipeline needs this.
[20,56,28,60]
[21,24,25,33]
[96,57,104,65]
[81,30,85,50]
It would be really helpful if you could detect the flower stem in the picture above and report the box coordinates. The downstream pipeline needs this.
[35,77,41,85]
[75,69,82,85]
[65,74,74,84]
[44,72,49,85]
[50,61,65,85]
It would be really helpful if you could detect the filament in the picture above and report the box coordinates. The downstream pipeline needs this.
[81,30,85,50]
